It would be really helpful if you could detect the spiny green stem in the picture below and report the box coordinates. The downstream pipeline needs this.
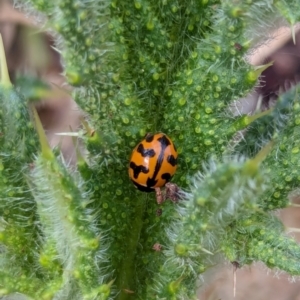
[116,196,147,300]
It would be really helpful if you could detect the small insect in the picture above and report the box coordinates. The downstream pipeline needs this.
[129,133,178,192]
[156,208,163,216]
[234,42,242,51]
[152,243,162,252]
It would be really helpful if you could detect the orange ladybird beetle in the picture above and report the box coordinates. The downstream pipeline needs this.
[129,133,178,192]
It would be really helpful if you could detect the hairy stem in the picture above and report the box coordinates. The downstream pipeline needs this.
[117,197,147,300]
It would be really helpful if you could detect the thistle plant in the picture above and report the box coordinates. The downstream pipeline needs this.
[1,0,300,299]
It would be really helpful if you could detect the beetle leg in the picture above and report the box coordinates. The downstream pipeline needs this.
[155,187,164,204]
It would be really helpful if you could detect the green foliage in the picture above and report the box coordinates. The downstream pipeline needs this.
[1,0,300,299]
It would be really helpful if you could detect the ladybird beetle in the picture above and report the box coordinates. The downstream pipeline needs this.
[129,133,178,192]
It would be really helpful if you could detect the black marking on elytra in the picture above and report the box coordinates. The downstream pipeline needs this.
[161,173,172,182]
[137,143,156,158]
[131,179,154,192]
[130,162,149,179]
[145,133,154,142]
[145,135,171,188]
[159,135,171,148]
[167,155,177,166]
[146,177,158,188]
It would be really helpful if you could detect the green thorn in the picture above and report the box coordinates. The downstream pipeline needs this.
[30,104,54,160]
[80,116,95,137]
[246,61,274,83]
[232,108,272,131]
[0,34,12,88]
[199,246,214,255]
[251,140,274,166]
[246,108,273,125]
[253,61,274,78]
[168,277,183,295]
[242,39,252,50]
[291,25,296,45]
[243,140,274,176]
